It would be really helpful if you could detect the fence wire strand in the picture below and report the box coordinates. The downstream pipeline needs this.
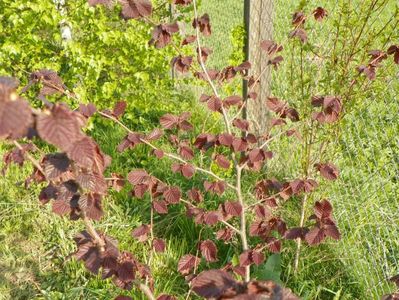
[202,0,398,298]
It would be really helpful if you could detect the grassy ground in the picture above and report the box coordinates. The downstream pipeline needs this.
[199,0,243,69]
[1,0,399,299]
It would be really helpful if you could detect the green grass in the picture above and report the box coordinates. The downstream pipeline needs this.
[1,0,399,300]
[199,0,242,69]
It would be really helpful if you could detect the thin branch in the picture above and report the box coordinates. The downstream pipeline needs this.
[179,198,241,235]
[13,140,45,174]
[293,193,308,273]
[235,167,250,282]
[185,227,204,300]
[238,124,300,172]
[98,111,237,190]
[245,188,287,210]
[81,211,106,251]
[135,282,156,300]
[14,136,108,270]
[192,0,231,135]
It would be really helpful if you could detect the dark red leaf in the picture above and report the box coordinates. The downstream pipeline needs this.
[235,61,251,73]
[164,186,181,204]
[127,169,150,185]
[305,226,325,245]
[214,154,230,169]
[315,162,339,180]
[284,227,308,240]
[133,184,149,198]
[387,44,399,64]
[203,180,226,195]
[232,266,246,278]
[357,64,376,80]
[249,220,269,237]
[187,188,203,203]
[313,7,327,21]
[182,35,196,45]
[181,164,195,178]
[66,136,101,170]
[132,224,150,242]
[79,193,104,220]
[314,199,333,219]
[224,201,242,217]
[200,240,218,262]
[268,55,284,68]
[177,254,200,275]
[266,97,285,113]
[232,118,249,131]
[171,56,193,73]
[216,228,234,242]
[114,296,132,300]
[218,133,234,147]
[39,184,58,204]
[196,47,213,63]
[29,69,66,96]
[120,0,152,20]
[153,149,164,158]
[223,95,242,108]
[204,211,220,226]
[36,104,81,150]
[232,137,248,152]
[207,96,222,112]
[43,153,70,180]
[193,133,216,151]
[324,224,340,240]
[153,200,168,214]
[260,40,283,55]
[52,198,72,216]
[193,13,211,36]
[252,250,265,265]
[266,237,281,253]
[108,173,125,192]
[254,205,271,219]
[191,270,237,298]
[79,103,97,118]
[113,101,127,118]
[292,11,306,26]
[389,275,399,288]
[153,238,166,252]
[145,128,163,141]
[289,28,308,43]
[179,144,194,160]
[160,114,179,129]
[239,250,252,267]
[150,23,179,48]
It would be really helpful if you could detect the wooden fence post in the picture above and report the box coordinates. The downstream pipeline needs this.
[243,0,274,136]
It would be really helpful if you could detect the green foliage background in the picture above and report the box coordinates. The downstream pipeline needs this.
[0,0,399,300]
[0,0,195,129]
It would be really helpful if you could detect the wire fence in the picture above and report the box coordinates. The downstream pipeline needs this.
[201,0,399,298]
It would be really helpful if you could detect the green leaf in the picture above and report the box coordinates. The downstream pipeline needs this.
[253,253,282,284]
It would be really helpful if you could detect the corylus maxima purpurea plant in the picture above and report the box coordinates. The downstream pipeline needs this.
[1,0,398,299]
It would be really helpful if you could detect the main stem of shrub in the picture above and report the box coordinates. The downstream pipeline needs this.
[236,165,250,281]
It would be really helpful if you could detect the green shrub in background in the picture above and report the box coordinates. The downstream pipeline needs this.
[0,0,195,130]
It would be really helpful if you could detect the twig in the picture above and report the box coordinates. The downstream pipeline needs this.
[238,124,300,172]
[236,166,250,282]
[179,198,241,235]
[192,0,231,135]
[293,193,308,274]
[81,211,106,251]
[13,141,44,174]
[98,111,237,190]
[135,282,156,300]
[185,227,204,300]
